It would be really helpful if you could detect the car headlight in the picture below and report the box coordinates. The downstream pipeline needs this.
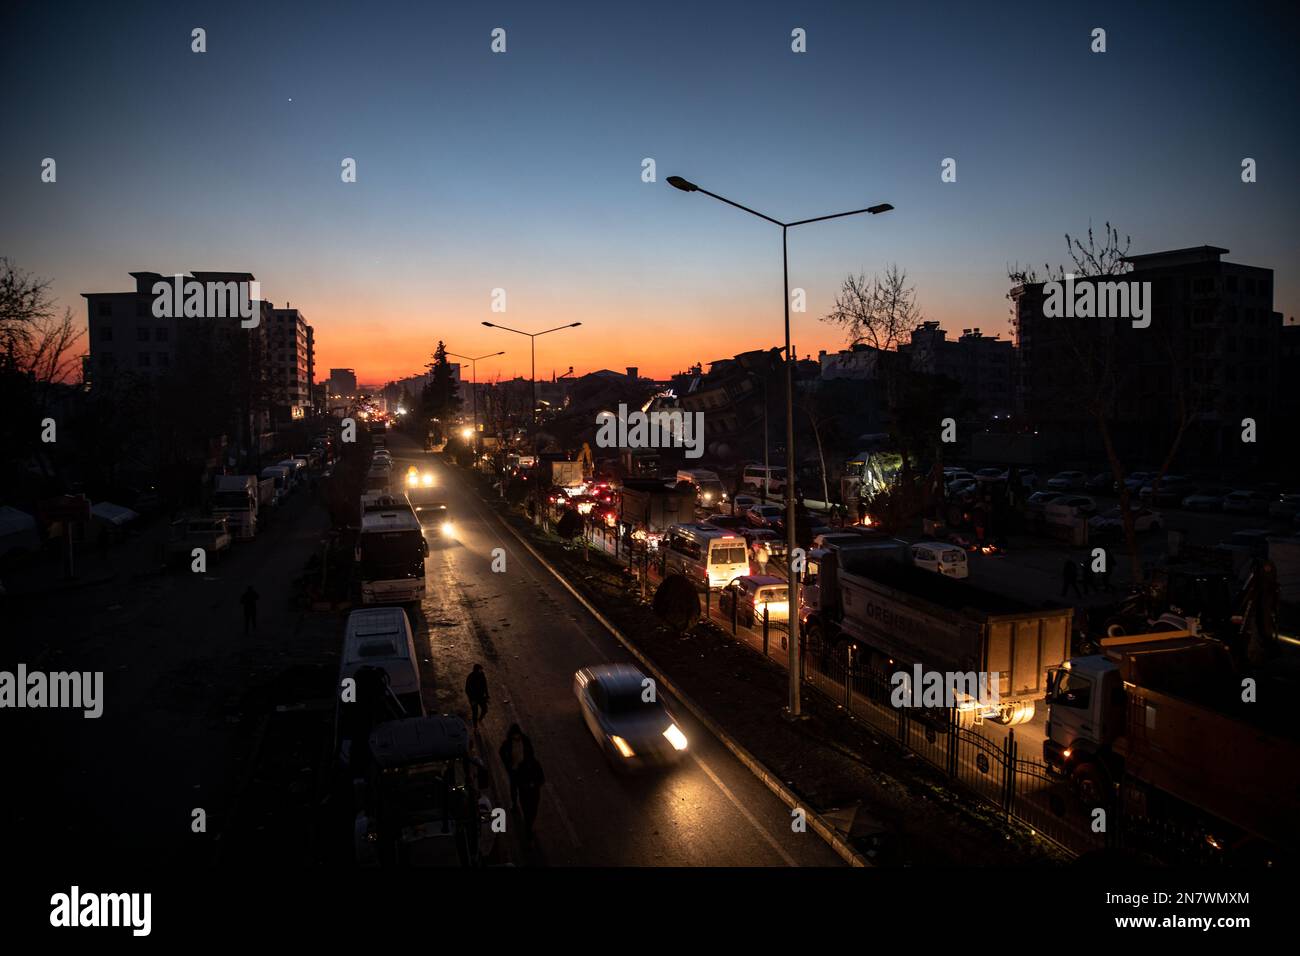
[422,473,434,487]
[611,735,635,758]
[662,724,688,751]
[441,521,454,535]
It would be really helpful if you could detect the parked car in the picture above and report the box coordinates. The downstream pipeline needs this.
[999,469,1038,490]
[1222,490,1272,515]
[947,479,978,500]
[944,470,976,486]
[1051,494,1098,516]
[1046,471,1087,491]
[731,494,760,516]
[1268,493,1300,520]
[909,541,969,579]
[1089,506,1164,536]
[746,504,784,528]
[1138,475,1193,507]
[573,663,689,769]
[719,574,790,626]
[1083,472,1113,494]
[1121,471,1156,493]
[1181,485,1231,511]
[974,468,1004,483]
[1025,490,1063,513]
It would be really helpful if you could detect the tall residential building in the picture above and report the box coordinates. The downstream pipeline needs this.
[1011,245,1281,465]
[329,367,358,400]
[81,269,274,467]
[269,305,311,421]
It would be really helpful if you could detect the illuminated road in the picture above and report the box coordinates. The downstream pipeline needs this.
[391,435,844,867]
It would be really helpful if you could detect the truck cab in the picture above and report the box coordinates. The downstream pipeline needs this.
[1043,656,1125,801]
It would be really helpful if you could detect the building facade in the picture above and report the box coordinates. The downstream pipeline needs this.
[1011,245,1282,469]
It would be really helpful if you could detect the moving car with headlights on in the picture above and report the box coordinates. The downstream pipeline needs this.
[573,663,689,770]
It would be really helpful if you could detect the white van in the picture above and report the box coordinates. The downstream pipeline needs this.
[662,523,750,590]
[742,464,786,496]
[909,541,969,579]
[341,607,422,714]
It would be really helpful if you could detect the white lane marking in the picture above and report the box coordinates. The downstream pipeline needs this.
[689,751,799,866]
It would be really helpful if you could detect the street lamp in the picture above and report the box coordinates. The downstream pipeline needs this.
[480,321,582,427]
[667,174,892,717]
[446,350,505,439]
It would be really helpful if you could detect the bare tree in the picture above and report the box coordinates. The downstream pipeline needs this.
[821,263,923,352]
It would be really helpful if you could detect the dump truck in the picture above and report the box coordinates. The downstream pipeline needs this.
[801,547,1072,726]
[618,478,696,548]
[1044,631,1300,858]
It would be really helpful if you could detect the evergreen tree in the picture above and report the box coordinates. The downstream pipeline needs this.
[421,341,462,421]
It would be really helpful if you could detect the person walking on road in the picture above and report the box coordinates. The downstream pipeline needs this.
[240,585,260,634]
[516,751,546,845]
[498,723,534,811]
[465,663,490,727]
[1060,558,1082,599]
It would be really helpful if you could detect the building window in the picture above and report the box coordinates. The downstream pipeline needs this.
[100,326,114,342]
[138,352,151,367]
[155,327,169,342]
[137,326,150,342]
[157,352,170,366]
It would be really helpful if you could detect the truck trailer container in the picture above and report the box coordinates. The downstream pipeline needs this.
[802,548,1072,726]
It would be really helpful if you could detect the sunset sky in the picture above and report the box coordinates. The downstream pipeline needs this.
[3,0,1297,385]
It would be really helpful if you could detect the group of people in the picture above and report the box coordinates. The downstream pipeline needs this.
[1060,549,1115,599]
[464,664,547,845]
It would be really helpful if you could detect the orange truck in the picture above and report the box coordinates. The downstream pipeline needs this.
[1044,631,1300,859]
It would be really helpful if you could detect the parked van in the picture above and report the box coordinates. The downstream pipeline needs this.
[909,540,969,579]
[341,607,422,715]
[260,465,292,504]
[742,464,786,496]
[662,522,750,590]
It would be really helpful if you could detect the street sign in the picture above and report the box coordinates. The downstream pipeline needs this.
[38,494,91,524]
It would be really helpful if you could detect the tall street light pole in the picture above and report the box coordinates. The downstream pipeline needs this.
[446,350,505,437]
[667,174,892,717]
[481,321,582,428]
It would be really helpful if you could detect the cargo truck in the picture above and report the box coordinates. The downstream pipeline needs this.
[212,475,259,539]
[1044,631,1300,857]
[801,548,1072,726]
[618,478,697,548]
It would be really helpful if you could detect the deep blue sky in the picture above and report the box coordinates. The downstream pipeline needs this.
[3,0,1297,381]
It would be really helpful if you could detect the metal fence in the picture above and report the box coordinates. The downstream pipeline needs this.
[579,521,1107,856]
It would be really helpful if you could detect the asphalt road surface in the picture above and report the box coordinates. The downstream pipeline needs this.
[395,435,844,867]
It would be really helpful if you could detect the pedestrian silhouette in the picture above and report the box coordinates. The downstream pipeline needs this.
[516,751,545,844]
[498,723,534,811]
[240,585,260,634]
[465,663,489,727]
